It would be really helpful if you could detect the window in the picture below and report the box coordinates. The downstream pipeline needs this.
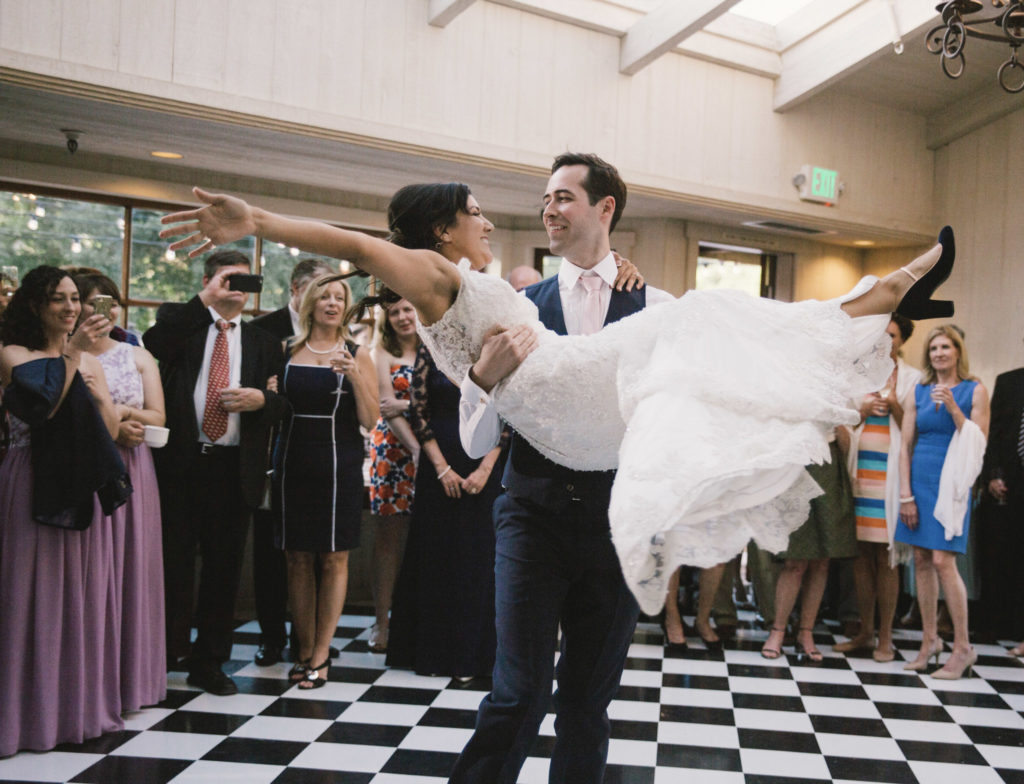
[0,182,380,334]
[697,243,776,298]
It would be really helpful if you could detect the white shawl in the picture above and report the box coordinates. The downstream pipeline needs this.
[934,418,986,540]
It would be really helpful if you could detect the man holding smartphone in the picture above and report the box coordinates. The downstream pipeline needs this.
[144,250,286,695]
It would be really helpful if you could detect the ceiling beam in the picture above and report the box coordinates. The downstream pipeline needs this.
[773,0,939,112]
[428,0,477,28]
[619,0,743,76]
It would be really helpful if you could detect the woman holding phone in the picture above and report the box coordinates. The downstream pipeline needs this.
[273,274,378,688]
[75,273,168,710]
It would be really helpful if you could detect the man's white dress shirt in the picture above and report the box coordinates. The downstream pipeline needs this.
[194,308,244,446]
[458,253,674,458]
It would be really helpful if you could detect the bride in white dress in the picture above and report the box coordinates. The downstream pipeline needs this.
[161,185,952,613]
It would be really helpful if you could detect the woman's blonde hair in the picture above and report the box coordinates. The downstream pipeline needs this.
[921,324,974,384]
[289,273,353,357]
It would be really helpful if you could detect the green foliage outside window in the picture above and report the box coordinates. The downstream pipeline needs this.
[0,188,373,335]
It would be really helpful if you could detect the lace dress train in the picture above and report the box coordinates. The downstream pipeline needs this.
[419,262,891,613]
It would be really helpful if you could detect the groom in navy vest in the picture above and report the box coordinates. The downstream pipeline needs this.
[451,153,673,783]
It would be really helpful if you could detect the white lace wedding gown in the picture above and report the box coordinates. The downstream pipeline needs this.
[419,261,892,613]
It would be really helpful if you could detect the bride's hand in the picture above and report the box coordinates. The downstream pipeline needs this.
[612,252,645,292]
[160,187,258,257]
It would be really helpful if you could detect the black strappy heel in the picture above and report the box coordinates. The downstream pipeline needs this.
[896,226,955,320]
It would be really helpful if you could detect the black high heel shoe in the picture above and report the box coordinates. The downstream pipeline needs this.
[896,226,955,320]
[661,619,688,651]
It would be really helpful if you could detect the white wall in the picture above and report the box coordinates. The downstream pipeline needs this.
[0,0,935,236]
[924,105,1024,391]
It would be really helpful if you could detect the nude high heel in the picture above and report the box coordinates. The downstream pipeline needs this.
[903,640,943,672]
[931,647,978,680]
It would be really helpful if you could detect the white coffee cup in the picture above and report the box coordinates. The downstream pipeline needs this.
[143,425,169,448]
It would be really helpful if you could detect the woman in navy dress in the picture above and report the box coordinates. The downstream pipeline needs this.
[895,325,989,679]
[386,344,507,678]
[274,274,379,688]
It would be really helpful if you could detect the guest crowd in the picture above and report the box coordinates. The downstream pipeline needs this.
[0,250,1022,761]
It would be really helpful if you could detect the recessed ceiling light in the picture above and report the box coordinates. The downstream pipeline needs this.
[150,150,183,159]
[853,240,875,246]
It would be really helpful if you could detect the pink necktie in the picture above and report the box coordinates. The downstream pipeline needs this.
[578,274,605,335]
[202,319,233,442]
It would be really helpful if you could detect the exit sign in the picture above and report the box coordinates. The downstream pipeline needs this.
[797,165,840,205]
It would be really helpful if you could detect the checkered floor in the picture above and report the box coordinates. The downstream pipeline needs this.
[3,612,1024,783]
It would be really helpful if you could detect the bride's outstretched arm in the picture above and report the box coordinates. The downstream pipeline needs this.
[160,187,460,325]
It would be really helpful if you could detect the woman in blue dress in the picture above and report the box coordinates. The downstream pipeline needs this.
[895,325,989,679]
[273,274,379,688]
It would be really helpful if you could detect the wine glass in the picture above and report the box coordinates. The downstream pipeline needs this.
[329,347,351,396]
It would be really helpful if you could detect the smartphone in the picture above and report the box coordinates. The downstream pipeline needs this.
[228,273,263,293]
[92,294,114,320]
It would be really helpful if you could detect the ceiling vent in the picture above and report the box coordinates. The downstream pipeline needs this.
[742,220,832,236]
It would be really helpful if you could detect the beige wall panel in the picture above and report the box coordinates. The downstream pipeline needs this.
[222,0,274,100]
[359,0,408,127]
[269,0,321,108]
[547,20,613,156]
[58,0,117,71]
[0,0,936,233]
[513,12,557,156]
[638,58,682,177]
[478,3,522,150]
[791,248,862,303]
[117,0,174,81]
[929,107,1024,390]
[674,59,709,184]
[314,1,363,117]
[779,93,932,230]
[171,0,229,91]
[0,0,61,58]
[60,0,119,71]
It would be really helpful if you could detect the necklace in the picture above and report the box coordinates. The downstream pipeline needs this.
[306,339,341,355]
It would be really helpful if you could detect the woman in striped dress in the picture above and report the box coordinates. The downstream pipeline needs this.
[837,315,921,661]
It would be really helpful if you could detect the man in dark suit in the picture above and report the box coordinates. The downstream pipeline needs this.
[976,361,1024,644]
[145,249,286,695]
[248,257,332,666]
[450,153,673,783]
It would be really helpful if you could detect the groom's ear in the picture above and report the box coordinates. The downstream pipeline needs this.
[599,195,616,223]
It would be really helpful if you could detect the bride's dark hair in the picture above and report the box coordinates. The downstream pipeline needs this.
[387,183,472,250]
[346,183,471,324]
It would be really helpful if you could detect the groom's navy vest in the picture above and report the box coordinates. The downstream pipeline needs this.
[501,275,646,510]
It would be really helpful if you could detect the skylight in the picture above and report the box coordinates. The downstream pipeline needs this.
[730,0,819,25]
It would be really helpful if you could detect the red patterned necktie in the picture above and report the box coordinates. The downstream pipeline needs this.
[202,319,234,442]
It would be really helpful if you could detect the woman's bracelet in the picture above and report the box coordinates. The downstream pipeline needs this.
[437,465,452,480]
[900,495,915,503]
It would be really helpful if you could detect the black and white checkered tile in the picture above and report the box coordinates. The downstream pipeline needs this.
[3,612,1024,783]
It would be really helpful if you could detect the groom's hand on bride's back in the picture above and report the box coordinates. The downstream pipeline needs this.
[468,325,539,393]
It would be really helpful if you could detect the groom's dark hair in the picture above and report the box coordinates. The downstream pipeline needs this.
[551,152,627,233]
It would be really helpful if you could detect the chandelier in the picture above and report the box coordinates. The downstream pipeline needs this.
[926,0,1024,92]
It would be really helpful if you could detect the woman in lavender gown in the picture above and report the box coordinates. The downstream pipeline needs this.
[0,266,130,756]
[76,273,167,709]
